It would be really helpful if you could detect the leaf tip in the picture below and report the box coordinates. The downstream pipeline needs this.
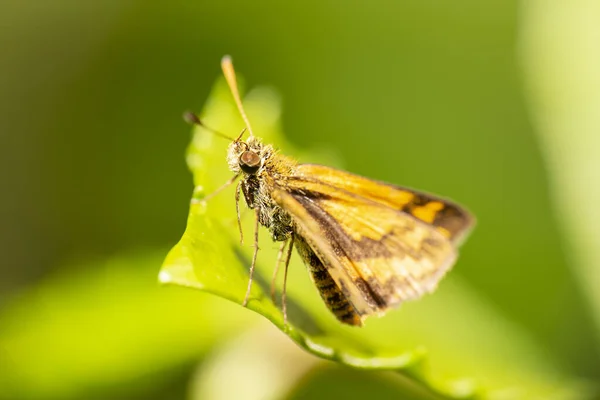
[446,379,478,399]
[158,270,172,285]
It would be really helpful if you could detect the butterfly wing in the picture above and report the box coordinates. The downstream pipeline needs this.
[293,164,475,245]
[271,164,474,325]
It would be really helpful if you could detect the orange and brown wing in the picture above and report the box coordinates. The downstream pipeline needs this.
[271,165,474,325]
[294,164,475,245]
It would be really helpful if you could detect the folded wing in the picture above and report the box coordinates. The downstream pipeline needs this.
[271,164,474,324]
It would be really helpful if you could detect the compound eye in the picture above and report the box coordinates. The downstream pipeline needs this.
[239,151,261,174]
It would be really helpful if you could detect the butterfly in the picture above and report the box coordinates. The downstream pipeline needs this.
[184,56,475,327]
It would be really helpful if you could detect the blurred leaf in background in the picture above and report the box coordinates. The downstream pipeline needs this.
[1,0,599,399]
[520,0,600,350]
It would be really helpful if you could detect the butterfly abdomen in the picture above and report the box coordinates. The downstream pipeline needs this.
[295,236,362,326]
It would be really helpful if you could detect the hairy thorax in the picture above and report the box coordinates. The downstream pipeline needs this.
[227,136,297,242]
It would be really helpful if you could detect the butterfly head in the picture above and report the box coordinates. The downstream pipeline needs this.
[183,111,269,176]
[227,136,270,176]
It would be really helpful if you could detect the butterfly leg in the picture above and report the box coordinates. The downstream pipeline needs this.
[242,209,260,307]
[281,233,295,327]
[235,180,244,245]
[199,173,240,203]
[270,240,288,304]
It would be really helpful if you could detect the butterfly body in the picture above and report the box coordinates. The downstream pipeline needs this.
[228,136,297,242]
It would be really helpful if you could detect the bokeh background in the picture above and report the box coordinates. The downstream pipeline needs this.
[2,1,599,399]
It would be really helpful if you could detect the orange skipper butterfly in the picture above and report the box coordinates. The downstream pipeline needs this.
[184,56,475,326]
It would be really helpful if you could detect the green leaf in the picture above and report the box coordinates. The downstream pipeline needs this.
[0,251,255,400]
[521,0,600,342]
[161,78,594,399]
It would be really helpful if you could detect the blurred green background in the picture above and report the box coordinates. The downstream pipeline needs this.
[2,1,599,399]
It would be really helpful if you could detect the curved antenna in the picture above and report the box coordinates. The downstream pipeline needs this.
[183,111,236,141]
[221,55,254,138]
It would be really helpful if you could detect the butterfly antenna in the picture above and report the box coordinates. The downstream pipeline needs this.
[221,55,254,138]
[183,111,237,141]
